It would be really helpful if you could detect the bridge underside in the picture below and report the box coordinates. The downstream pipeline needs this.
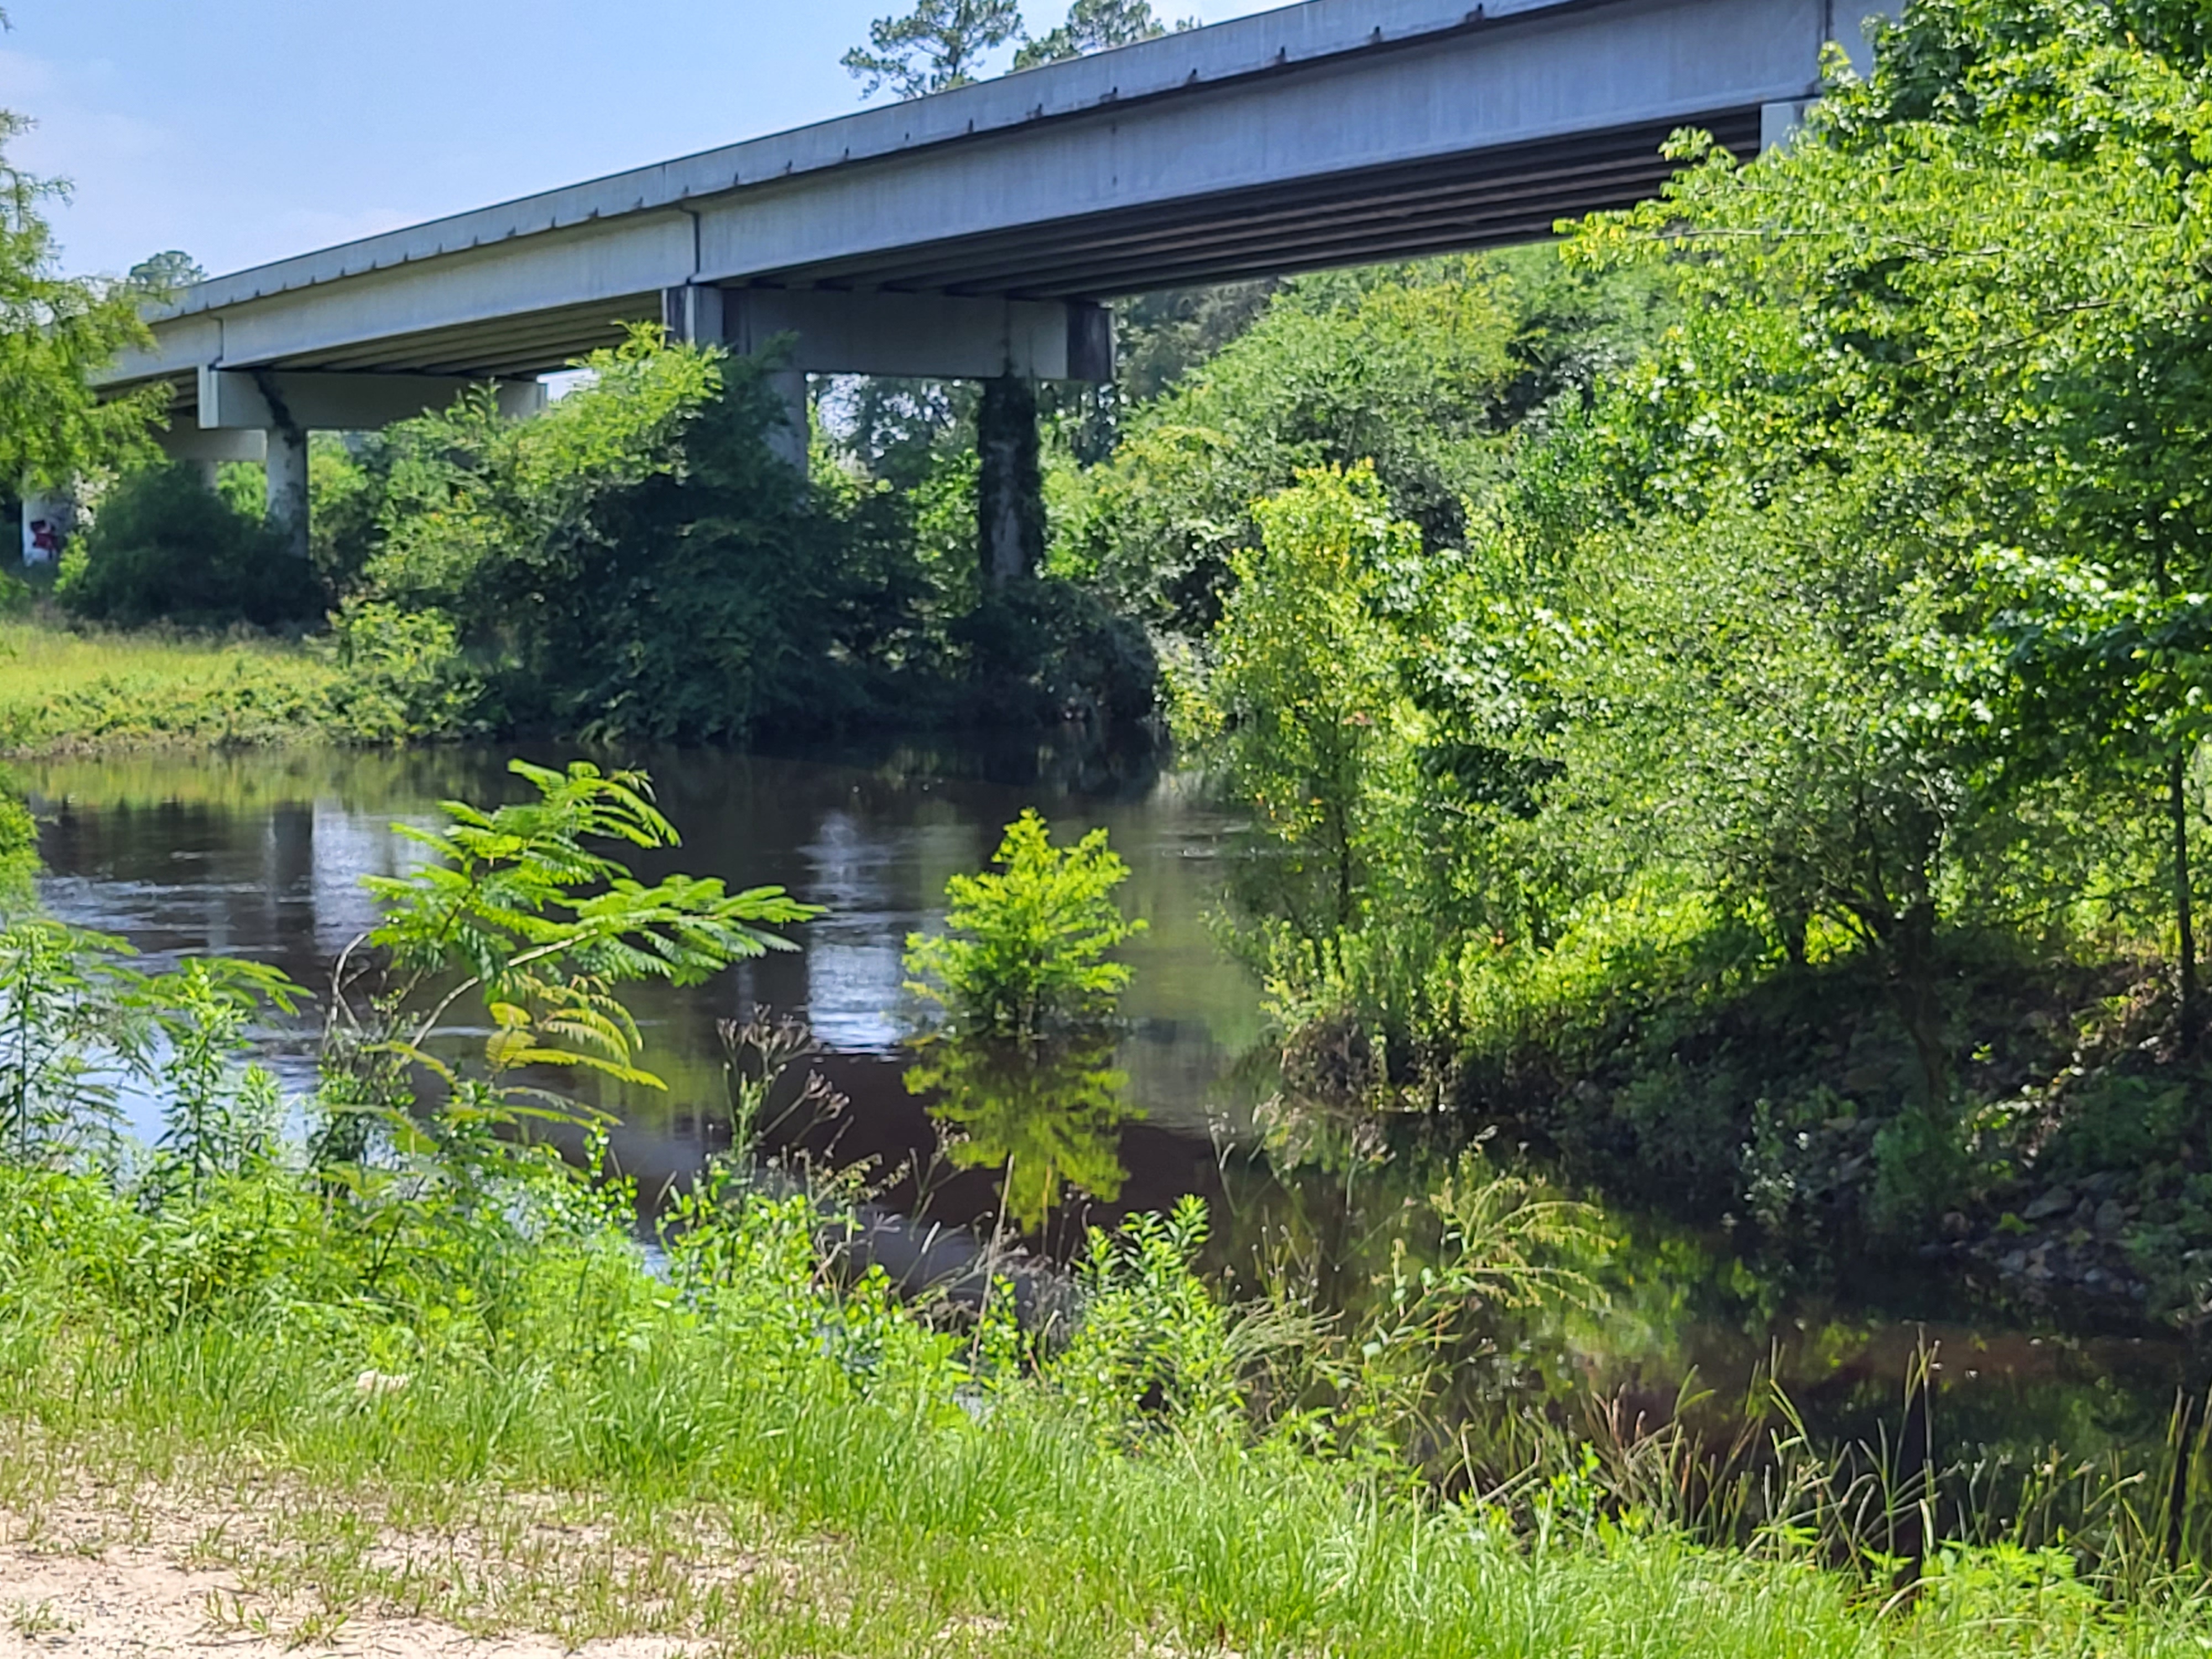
[780,108,1763,299]
[152,106,1760,408]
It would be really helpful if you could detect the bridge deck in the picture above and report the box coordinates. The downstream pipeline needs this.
[98,0,1882,400]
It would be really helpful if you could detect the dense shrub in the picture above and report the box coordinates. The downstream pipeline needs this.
[314,331,1156,745]
[58,462,324,628]
[1049,251,1673,632]
[904,808,1147,1039]
[323,599,487,743]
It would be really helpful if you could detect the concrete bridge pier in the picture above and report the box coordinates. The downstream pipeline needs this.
[662,285,814,469]
[978,376,1044,588]
[264,422,311,560]
[765,369,810,472]
[18,484,74,567]
[678,284,1112,585]
[155,424,266,493]
[194,368,546,557]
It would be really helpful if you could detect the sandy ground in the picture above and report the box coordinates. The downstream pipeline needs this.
[0,1549,692,1657]
[0,1474,718,1658]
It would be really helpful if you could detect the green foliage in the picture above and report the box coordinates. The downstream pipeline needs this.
[123,250,204,297]
[1052,1197,1244,1434]
[0,735,2198,1656]
[1014,0,1187,68]
[953,574,1161,729]
[1098,280,1280,405]
[0,768,36,893]
[325,760,817,1186]
[1053,253,1661,629]
[56,463,324,628]
[326,332,781,743]
[0,919,138,1161]
[843,0,1022,97]
[1178,463,1417,946]
[1047,0,2212,1266]
[904,808,1147,1039]
[142,956,300,1200]
[0,108,164,486]
[10,1140,2188,1658]
[322,599,484,743]
[309,328,1139,746]
[0,619,335,754]
[0,919,306,1203]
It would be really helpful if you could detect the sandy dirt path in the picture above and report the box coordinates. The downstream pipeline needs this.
[0,1542,692,1656]
[0,1475,719,1658]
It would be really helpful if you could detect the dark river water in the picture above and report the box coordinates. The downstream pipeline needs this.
[23,740,2203,1482]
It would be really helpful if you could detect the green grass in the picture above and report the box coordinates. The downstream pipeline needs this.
[0,614,335,753]
[4,1165,2208,1658]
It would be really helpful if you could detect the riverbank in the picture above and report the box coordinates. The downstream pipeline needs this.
[7,1161,2208,1659]
[0,615,333,754]
[1359,919,2212,1327]
[7,751,2212,1656]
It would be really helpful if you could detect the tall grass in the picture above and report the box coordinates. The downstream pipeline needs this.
[0,615,333,752]
[4,1159,2210,1657]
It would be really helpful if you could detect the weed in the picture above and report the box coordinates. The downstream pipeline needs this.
[6,1597,66,1637]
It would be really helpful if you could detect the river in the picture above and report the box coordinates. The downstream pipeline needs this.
[23,739,2200,1486]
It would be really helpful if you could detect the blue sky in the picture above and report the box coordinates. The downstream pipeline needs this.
[1,1,1277,281]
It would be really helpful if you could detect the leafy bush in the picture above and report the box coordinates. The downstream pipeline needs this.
[315,330,1161,745]
[57,462,324,628]
[951,575,1159,729]
[904,809,1147,1040]
[320,758,818,1199]
[1176,462,1418,947]
[324,599,486,743]
[1052,1196,1243,1435]
[1050,251,1671,632]
[0,765,36,895]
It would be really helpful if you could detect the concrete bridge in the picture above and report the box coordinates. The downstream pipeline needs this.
[87,0,1885,568]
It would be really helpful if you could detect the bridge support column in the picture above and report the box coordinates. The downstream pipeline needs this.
[196,367,545,561]
[766,369,810,473]
[977,375,1043,588]
[264,422,310,560]
[665,283,810,474]
[19,483,73,568]
[156,424,265,493]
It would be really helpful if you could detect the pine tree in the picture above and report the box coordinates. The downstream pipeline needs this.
[843,0,1026,100]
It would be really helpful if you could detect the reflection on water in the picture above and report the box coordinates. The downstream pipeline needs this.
[22,740,2208,1475]
[27,743,1267,1154]
[909,1034,1137,1233]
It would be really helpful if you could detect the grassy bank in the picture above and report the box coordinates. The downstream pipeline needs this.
[0,615,334,754]
[7,1162,2208,1659]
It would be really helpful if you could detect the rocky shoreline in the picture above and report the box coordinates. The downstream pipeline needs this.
[1929,1172,2156,1311]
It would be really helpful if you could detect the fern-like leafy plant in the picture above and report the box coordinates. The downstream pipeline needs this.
[321,759,818,1192]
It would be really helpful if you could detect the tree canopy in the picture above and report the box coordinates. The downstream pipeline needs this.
[0,108,163,488]
[1014,0,1191,68]
[843,0,1025,98]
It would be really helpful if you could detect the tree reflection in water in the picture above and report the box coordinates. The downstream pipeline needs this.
[906,1034,1139,1233]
